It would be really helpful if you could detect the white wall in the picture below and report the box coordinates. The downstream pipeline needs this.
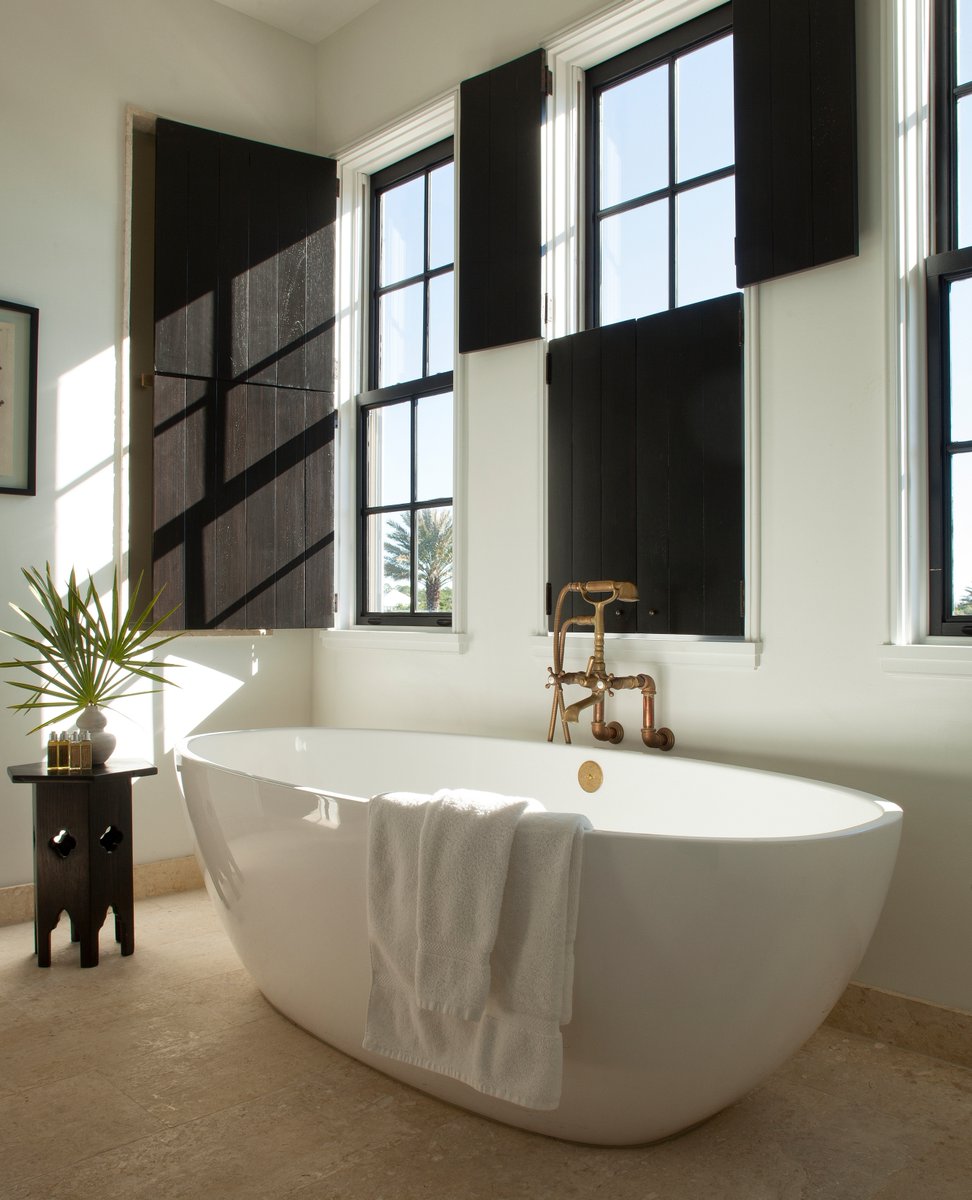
[0,0,318,886]
[315,0,972,1014]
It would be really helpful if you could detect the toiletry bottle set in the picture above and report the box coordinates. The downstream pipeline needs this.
[47,730,93,772]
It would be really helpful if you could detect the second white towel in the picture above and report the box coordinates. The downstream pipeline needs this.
[415,788,540,1019]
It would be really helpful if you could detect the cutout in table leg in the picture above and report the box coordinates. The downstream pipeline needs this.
[49,829,76,858]
[99,826,124,853]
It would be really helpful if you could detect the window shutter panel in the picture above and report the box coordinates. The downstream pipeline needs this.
[458,49,545,353]
[153,119,336,630]
[636,295,744,636]
[733,0,858,286]
[548,295,744,637]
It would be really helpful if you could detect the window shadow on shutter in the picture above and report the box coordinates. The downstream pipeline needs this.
[152,119,336,630]
[458,49,545,353]
[548,294,744,637]
[733,0,858,286]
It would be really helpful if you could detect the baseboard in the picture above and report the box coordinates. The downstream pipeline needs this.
[826,981,972,1071]
[0,855,205,927]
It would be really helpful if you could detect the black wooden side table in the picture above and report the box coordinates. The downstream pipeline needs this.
[7,760,157,968]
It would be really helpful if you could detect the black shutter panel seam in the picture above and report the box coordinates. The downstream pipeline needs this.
[458,49,546,353]
[152,118,336,631]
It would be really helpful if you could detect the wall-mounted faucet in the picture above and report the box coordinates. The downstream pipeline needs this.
[546,580,675,751]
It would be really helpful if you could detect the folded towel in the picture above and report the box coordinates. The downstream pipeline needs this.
[363,790,590,1110]
[491,810,588,1028]
[416,788,540,1020]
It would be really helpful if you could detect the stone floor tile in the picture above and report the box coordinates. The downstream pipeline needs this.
[3,890,972,1200]
[776,1024,972,1138]
[98,1012,350,1126]
[0,1070,163,1187]
[5,1075,423,1200]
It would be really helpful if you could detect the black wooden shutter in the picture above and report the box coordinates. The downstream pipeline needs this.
[548,294,744,637]
[733,0,858,287]
[458,49,546,353]
[153,119,336,630]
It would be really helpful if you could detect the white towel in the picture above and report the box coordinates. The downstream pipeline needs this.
[416,788,539,1019]
[363,790,590,1110]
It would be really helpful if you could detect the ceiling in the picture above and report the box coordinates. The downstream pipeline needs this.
[211,0,383,44]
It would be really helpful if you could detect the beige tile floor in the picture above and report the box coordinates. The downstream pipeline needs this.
[1,890,970,1199]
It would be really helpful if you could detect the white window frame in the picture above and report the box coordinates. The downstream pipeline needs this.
[883,0,972,672]
[327,92,467,649]
[540,0,761,669]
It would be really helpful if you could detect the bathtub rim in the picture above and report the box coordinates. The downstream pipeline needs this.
[175,725,903,846]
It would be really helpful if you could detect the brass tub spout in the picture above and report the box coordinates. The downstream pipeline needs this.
[546,581,675,751]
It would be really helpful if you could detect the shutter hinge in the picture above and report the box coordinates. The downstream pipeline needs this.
[739,580,745,619]
[738,309,744,348]
[545,581,552,616]
[542,65,553,97]
[543,293,552,326]
[333,593,338,612]
[335,176,341,199]
[545,351,552,385]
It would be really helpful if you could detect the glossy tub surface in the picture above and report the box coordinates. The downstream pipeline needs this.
[176,727,902,1145]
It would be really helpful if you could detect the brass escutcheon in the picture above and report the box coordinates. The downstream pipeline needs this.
[578,760,603,793]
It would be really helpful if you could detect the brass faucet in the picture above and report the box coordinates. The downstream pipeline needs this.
[546,580,675,751]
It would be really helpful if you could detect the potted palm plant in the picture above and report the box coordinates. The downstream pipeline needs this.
[0,564,180,764]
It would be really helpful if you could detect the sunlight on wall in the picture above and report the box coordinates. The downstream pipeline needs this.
[54,346,117,581]
[160,653,246,753]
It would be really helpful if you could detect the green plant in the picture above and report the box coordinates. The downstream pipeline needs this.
[0,564,180,732]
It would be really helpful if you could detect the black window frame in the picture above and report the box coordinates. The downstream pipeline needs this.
[358,137,455,627]
[585,3,735,330]
[929,0,972,635]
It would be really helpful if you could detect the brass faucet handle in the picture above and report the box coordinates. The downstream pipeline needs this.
[578,580,639,603]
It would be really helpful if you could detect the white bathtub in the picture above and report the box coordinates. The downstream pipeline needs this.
[176,727,902,1145]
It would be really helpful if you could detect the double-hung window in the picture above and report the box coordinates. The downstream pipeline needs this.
[358,140,455,625]
[586,4,736,326]
[545,4,745,640]
[929,0,972,633]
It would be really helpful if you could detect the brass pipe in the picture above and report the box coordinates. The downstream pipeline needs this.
[638,674,675,751]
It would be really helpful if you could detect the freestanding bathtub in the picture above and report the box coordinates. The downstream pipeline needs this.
[176,727,902,1145]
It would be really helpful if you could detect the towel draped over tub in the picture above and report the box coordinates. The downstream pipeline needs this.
[363,788,590,1111]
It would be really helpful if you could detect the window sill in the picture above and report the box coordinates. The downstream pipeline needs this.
[531,633,761,670]
[880,642,972,676]
[319,628,469,654]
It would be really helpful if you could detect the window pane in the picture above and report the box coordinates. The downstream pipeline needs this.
[958,95,972,247]
[414,506,453,612]
[416,392,453,502]
[959,0,972,86]
[427,271,454,376]
[365,402,411,507]
[599,65,668,209]
[380,176,425,286]
[676,35,734,182]
[676,177,737,306]
[600,200,669,323]
[949,276,972,441]
[378,282,423,387]
[370,511,412,612]
[428,162,455,270]
[951,452,972,615]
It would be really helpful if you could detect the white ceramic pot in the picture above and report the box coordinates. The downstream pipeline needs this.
[75,705,116,766]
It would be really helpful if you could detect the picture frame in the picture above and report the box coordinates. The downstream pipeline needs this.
[0,299,39,496]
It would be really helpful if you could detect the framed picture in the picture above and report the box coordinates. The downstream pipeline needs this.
[0,299,38,495]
